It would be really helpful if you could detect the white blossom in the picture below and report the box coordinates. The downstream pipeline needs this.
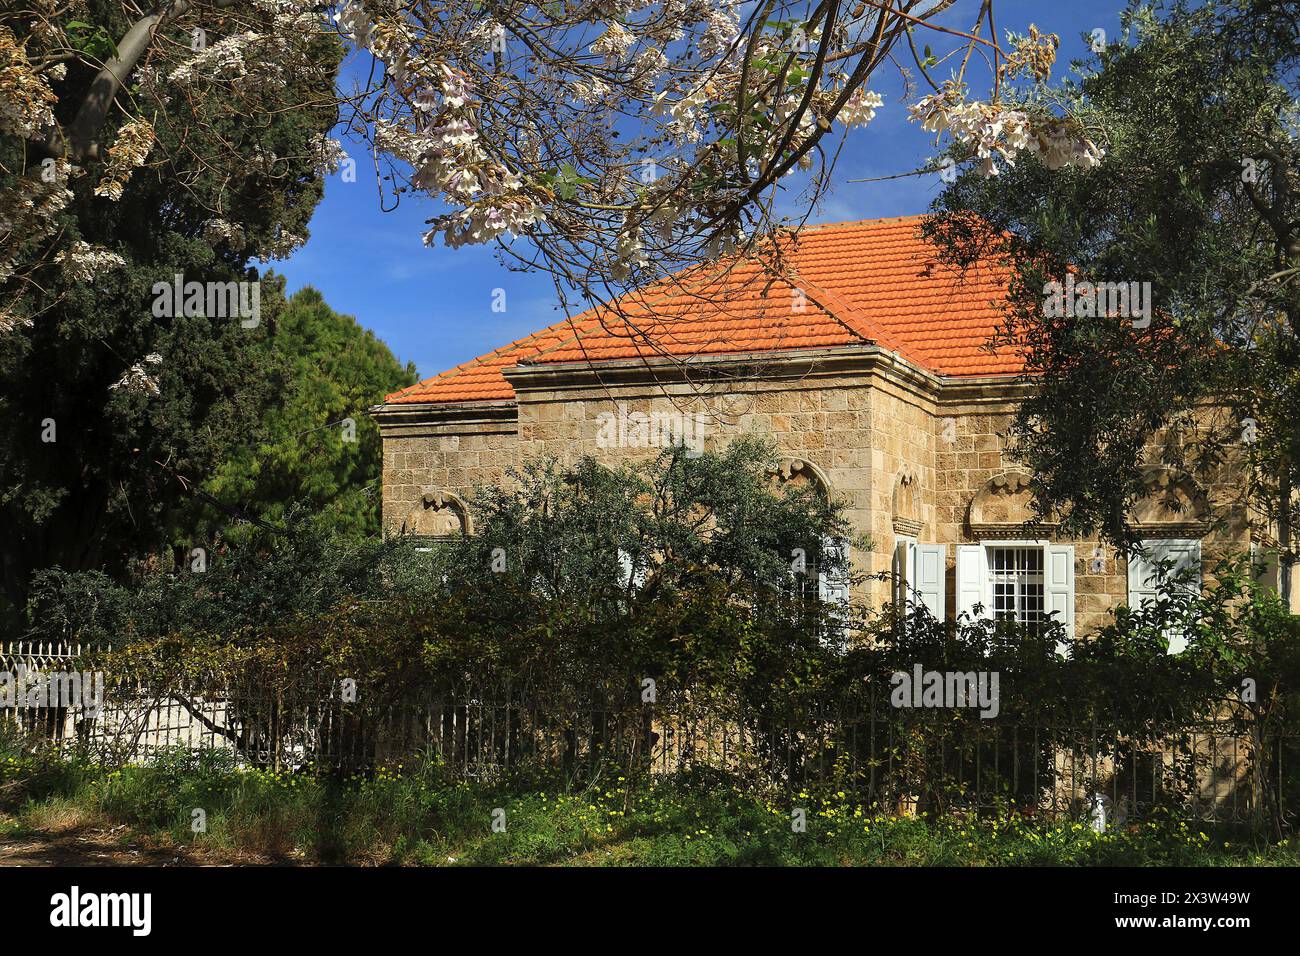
[839,89,883,128]
[170,32,260,84]
[698,9,739,61]
[309,134,348,176]
[203,218,247,246]
[591,23,635,63]
[438,66,473,109]
[908,84,1102,176]
[334,0,373,49]
[94,118,155,201]
[109,353,164,397]
[0,307,33,334]
[572,78,611,105]
[0,26,57,139]
[257,228,306,262]
[632,47,668,86]
[611,225,649,279]
[0,160,76,281]
[54,241,127,283]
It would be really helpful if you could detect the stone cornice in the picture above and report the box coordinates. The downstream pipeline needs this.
[936,374,1035,408]
[369,348,1031,432]
[969,522,1059,539]
[892,516,924,537]
[369,400,517,438]
[1128,521,1212,538]
[502,344,949,400]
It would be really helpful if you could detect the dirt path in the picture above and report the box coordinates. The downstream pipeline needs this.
[0,825,286,866]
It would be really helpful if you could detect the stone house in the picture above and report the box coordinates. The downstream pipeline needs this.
[371,215,1290,642]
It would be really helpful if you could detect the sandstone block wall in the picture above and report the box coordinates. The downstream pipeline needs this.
[377,357,1256,635]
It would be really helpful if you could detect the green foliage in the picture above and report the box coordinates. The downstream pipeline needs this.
[62,20,118,60]
[21,441,1300,830]
[22,439,858,717]
[857,558,1300,828]
[3,742,1297,866]
[0,1,342,624]
[196,286,416,543]
[425,438,859,696]
[926,0,1300,552]
[14,438,858,790]
[22,506,398,648]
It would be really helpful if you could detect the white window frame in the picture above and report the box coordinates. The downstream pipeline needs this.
[617,547,647,591]
[986,544,1048,628]
[817,534,851,609]
[957,540,1075,653]
[1127,538,1201,654]
[1251,543,1299,614]
[892,534,917,612]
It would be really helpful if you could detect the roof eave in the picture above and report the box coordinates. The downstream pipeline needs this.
[501,343,950,397]
[369,398,518,438]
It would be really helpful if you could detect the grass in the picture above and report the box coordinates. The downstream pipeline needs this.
[2,745,1298,866]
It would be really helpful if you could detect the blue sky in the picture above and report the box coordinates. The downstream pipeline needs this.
[278,1,1128,381]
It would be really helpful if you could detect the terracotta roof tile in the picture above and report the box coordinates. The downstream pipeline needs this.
[384,215,1019,405]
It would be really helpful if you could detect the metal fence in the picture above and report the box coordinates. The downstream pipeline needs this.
[2,641,1296,827]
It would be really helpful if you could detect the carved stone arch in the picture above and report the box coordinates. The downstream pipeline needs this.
[892,465,922,536]
[767,456,832,500]
[967,470,1056,537]
[401,488,473,538]
[1127,467,1209,537]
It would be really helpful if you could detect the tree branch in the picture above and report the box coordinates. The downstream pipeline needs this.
[47,0,241,160]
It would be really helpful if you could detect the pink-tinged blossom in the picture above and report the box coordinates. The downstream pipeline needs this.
[839,90,883,128]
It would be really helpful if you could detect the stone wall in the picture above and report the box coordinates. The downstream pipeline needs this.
[935,388,1252,633]
[375,351,1257,635]
[379,407,518,535]
[510,372,881,596]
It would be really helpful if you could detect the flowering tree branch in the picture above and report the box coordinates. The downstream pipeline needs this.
[2,0,1104,343]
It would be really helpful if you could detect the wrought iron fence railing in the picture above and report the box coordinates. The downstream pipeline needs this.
[2,641,1296,828]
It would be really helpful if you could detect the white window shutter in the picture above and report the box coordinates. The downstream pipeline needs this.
[892,539,911,608]
[1175,541,1201,655]
[914,544,946,621]
[1251,543,1280,591]
[1045,544,1075,647]
[1130,539,1202,598]
[617,548,646,590]
[1165,539,1201,653]
[1251,545,1298,614]
[818,536,851,608]
[1127,547,1158,609]
[1129,539,1201,653]
[1168,540,1202,594]
[955,545,986,620]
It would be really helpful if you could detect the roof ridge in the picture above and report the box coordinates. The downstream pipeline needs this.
[792,276,917,359]
[798,213,928,232]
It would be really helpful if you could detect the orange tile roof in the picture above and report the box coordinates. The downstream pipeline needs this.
[384,215,1019,406]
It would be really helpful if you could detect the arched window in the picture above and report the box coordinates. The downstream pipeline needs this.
[891,466,944,625]
[767,457,849,617]
[401,489,472,538]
